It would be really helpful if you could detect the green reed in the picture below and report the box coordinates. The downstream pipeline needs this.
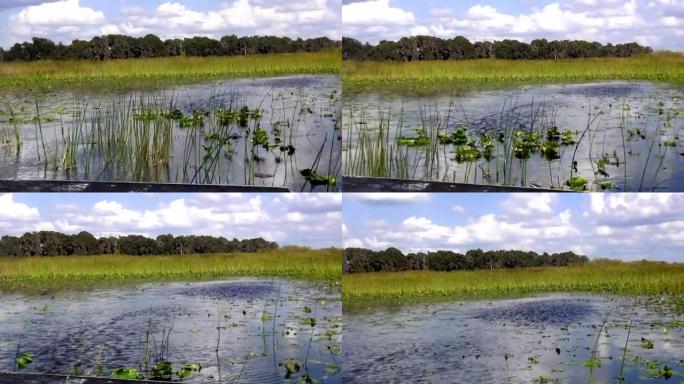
[342,260,684,305]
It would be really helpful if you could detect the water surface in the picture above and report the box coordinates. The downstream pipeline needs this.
[344,82,684,191]
[344,295,683,383]
[0,75,341,191]
[0,279,342,383]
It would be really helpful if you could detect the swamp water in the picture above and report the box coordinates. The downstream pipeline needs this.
[343,295,683,383]
[343,82,684,191]
[0,75,341,191]
[0,279,341,383]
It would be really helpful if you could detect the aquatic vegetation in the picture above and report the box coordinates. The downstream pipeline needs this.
[300,168,337,187]
[344,83,682,191]
[0,81,341,190]
[454,144,481,163]
[644,360,674,379]
[279,359,301,378]
[343,52,684,90]
[640,337,654,349]
[342,260,684,304]
[15,352,32,369]
[565,176,588,191]
[0,50,341,88]
[0,247,342,292]
[113,368,143,380]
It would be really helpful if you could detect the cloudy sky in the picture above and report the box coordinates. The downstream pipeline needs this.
[0,0,341,49]
[343,0,684,50]
[0,193,341,248]
[343,193,684,262]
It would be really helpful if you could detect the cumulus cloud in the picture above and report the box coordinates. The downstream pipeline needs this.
[3,0,340,48]
[343,193,684,261]
[342,0,683,49]
[0,193,341,248]
[347,193,431,204]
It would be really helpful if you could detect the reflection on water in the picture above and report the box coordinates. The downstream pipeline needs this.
[344,295,683,383]
[0,75,341,191]
[0,279,342,383]
[343,82,684,191]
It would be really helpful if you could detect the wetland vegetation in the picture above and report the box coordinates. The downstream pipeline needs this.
[342,259,684,304]
[343,80,683,191]
[0,246,341,292]
[342,36,684,191]
[0,75,341,191]
[0,233,341,381]
[0,34,340,87]
[342,247,683,383]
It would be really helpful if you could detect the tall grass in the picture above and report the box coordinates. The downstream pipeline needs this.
[342,260,684,305]
[0,50,341,88]
[0,247,342,292]
[343,53,684,90]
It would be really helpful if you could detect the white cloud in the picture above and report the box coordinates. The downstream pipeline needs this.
[503,194,557,216]
[4,0,340,48]
[344,0,682,50]
[0,194,40,222]
[348,193,430,203]
[0,193,340,248]
[342,0,414,25]
[342,193,684,261]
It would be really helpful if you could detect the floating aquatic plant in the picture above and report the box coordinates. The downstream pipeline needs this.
[565,176,588,191]
[15,352,32,369]
[279,359,301,378]
[113,367,143,380]
[300,169,336,186]
[150,361,174,380]
[454,144,481,163]
[176,362,201,379]
[641,337,654,349]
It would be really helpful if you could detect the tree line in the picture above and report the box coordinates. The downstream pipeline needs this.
[0,34,340,62]
[343,36,653,61]
[343,247,589,273]
[0,231,278,256]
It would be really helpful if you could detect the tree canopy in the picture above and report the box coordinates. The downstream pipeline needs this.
[343,247,589,273]
[0,231,278,256]
[343,36,652,61]
[0,35,340,62]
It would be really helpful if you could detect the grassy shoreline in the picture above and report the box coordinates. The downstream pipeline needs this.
[343,53,684,91]
[0,248,341,293]
[0,49,341,88]
[342,261,684,306]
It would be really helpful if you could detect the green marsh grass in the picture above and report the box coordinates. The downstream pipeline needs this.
[0,50,341,88]
[0,247,341,292]
[343,53,684,91]
[342,260,684,306]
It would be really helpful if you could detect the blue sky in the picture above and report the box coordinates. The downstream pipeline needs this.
[343,193,684,262]
[342,0,684,50]
[0,193,341,248]
[0,0,341,49]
